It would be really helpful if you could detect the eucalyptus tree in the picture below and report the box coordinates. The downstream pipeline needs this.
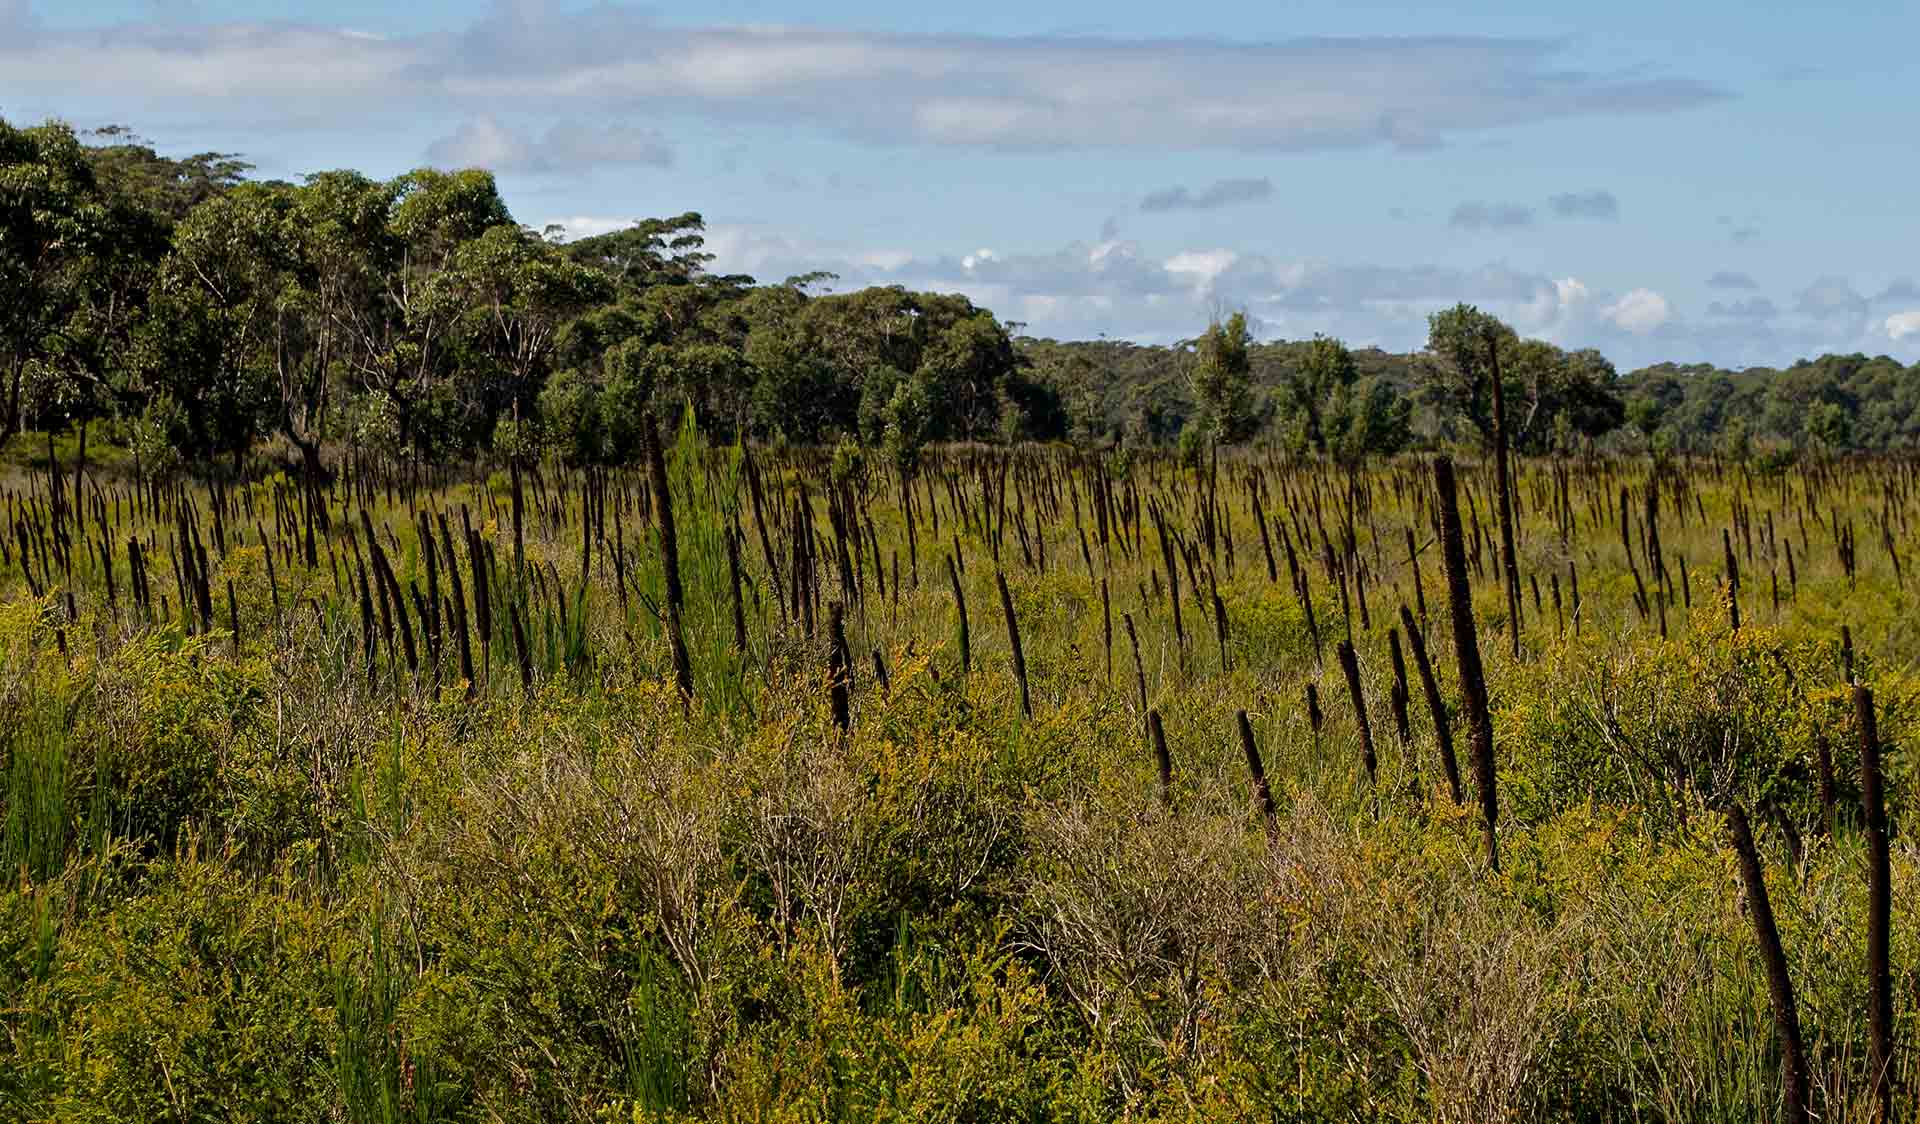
[80,125,250,223]
[562,211,727,294]
[159,181,301,467]
[0,118,113,454]
[25,151,171,477]
[370,168,516,451]
[1421,304,1623,452]
[449,222,613,440]
[915,308,1022,441]
[1420,304,1515,447]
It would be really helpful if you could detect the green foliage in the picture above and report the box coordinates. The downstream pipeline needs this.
[17,113,1920,466]
[333,903,464,1123]
[3,849,341,1119]
[1274,333,1357,453]
[880,374,931,475]
[1420,304,1624,451]
[1187,312,1258,445]
[538,366,605,466]
[1500,617,1826,832]
[1274,335,1413,464]
[1620,351,1920,454]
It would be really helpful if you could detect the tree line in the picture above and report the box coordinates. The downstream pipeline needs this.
[5,115,1916,478]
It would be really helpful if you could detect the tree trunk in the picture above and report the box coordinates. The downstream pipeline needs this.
[0,354,23,455]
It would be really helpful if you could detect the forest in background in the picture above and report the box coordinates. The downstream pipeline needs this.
[6,114,1919,480]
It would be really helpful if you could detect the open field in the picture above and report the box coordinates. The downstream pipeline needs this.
[2,432,1917,1122]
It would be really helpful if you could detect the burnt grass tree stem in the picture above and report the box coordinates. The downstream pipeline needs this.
[828,601,852,734]
[1386,627,1412,745]
[1237,709,1278,840]
[1148,707,1173,809]
[1814,732,1840,836]
[1725,802,1812,1124]
[726,524,748,653]
[644,411,694,703]
[1488,332,1523,658]
[437,513,475,695]
[1856,684,1895,1123]
[1435,456,1499,871]
[511,600,534,696]
[1124,611,1148,719]
[996,568,1032,719]
[1400,603,1463,805]
[1336,639,1378,785]
[947,553,970,676]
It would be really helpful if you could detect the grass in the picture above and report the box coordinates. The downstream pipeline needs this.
[0,434,1915,1121]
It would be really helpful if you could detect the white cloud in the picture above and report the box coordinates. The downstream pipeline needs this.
[1545,277,1595,332]
[0,4,1726,153]
[425,115,672,173]
[1602,288,1671,334]
[699,225,836,274]
[1164,249,1239,288]
[1886,311,1920,341]
[855,249,913,270]
[543,215,633,240]
[697,225,1657,355]
[425,116,523,170]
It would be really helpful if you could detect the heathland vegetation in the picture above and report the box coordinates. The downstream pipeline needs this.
[1,116,1917,1121]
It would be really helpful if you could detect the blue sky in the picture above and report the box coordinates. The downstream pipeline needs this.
[5,0,1918,368]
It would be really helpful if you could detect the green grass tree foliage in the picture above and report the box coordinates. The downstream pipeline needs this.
[1187,311,1258,445]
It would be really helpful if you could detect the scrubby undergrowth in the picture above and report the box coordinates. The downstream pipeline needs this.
[2,443,1916,1122]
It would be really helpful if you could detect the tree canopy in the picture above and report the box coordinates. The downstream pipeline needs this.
[6,114,1920,473]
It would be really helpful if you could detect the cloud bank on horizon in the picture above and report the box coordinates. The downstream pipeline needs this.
[3,0,1916,370]
[614,222,1919,370]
